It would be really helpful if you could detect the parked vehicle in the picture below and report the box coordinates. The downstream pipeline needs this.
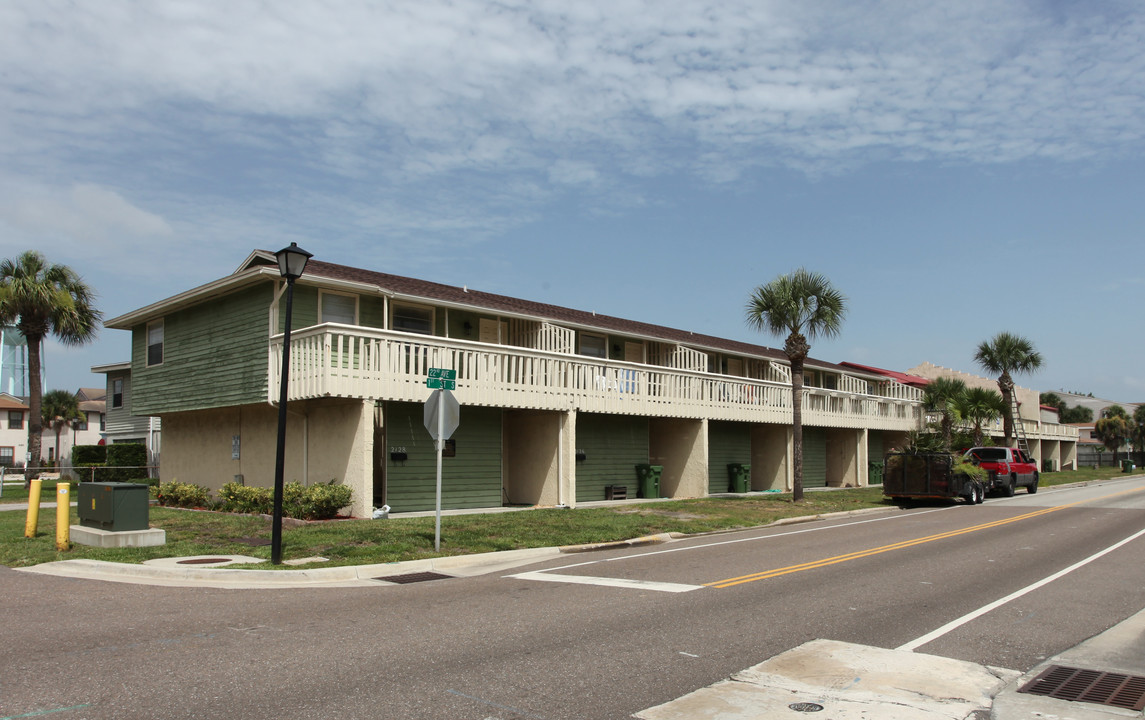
[882,452,985,505]
[963,446,1039,496]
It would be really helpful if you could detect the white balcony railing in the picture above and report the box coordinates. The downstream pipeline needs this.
[271,324,924,430]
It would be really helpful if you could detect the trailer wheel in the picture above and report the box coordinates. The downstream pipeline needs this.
[974,482,986,504]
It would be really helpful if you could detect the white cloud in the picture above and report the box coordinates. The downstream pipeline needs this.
[0,182,172,245]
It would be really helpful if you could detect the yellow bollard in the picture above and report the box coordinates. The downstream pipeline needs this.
[56,482,70,550]
[24,478,42,538]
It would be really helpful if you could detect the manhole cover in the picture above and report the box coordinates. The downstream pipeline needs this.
[788,702,824,712]
[375,571,452,584]
[176,557,235,565]
[1019,665,1145,711]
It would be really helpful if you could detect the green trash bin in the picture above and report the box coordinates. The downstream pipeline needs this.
[635,464,662,499]
[1122,460,1136,473]
[868,461,884,485]
[727,463,750,493]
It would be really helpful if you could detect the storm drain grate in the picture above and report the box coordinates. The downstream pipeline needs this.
[375,571,453,584]
[1018,665,1145,711]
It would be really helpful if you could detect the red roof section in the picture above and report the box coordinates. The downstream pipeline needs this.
[836,362,930,387]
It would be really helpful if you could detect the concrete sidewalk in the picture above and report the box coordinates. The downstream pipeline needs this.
[635,611,1145,720]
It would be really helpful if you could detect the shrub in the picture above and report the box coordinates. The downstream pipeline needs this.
[72,445,106,465]
[216,480,351,520]
[105,444,149,482]
[283,480,352,520]
[217,482,273,515]
[156,481,211,508]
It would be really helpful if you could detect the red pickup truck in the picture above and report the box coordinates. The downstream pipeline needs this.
[963,447,1039,496]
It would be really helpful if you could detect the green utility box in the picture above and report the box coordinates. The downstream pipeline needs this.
[868,461,885,485]
[1043,459,1056,473]
[727,463,751,493]
[635,464,663,499]
[78,482,150,532]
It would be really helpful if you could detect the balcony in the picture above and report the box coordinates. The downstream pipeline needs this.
[271,324,924,431]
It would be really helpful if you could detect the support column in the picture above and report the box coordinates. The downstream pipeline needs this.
[562,408,577,508]
[650,417,706,498]
[751,424,791,492]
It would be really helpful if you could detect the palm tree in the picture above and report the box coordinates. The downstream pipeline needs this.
[41,389,83,468]
[0,251,102,483]
[955,386,1007,446]
[973,332,1043,447]
[922,377,967,449]
[746,268,846,501]
[1094,415,1132,465]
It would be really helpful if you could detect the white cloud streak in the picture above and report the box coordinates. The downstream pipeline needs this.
[1,0,1143,245]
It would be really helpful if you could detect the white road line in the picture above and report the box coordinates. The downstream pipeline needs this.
[898,525,1145,652]
[507,570,703,593]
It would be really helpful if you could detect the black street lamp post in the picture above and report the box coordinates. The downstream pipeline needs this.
[271,242,312,565]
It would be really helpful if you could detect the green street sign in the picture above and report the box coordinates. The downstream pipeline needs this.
[426,377,457,390]
[428,367,457,380]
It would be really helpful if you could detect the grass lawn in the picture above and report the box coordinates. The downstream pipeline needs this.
[0,467,1130,570]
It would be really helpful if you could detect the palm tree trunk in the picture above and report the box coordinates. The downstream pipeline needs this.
[998,374,1014,447]
[26,334,43,487]
[791,357,804,502]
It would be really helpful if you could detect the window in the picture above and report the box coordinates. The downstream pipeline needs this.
[7,411,22,429]
[392,304,434,335]
[100,414,105,431]
[76,413,88,431]
[146,319,164,366]
[0,447,12,466]
[320,291,358,325]
[579,332,607,359]
[112,378,124,409]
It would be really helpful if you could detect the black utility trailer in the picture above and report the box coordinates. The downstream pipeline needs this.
[883,452,984,505]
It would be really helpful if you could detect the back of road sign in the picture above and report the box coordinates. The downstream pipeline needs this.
[424,389,460,441]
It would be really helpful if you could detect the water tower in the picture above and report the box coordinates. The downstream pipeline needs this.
[0,325,28,397]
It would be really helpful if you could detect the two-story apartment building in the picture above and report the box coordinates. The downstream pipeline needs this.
[106,250,927,518]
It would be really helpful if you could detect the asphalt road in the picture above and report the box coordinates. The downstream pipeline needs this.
[3,476,1144,720]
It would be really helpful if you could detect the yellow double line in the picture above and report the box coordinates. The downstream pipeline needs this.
[705,485,1143,589]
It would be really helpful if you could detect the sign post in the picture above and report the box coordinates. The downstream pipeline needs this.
[424,369,460,551]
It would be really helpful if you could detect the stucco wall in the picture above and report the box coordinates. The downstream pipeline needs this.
[650,417,706,498]
[160,398,372,517]
[751,424,790,491]
[503,409,560,506]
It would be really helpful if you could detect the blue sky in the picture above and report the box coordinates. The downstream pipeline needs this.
[2,0,1143,402]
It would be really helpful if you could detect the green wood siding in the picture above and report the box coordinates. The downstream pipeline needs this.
[384,401,502,512]
[802,427,828,488]
[868,432,884,462]
[708,421,751,493]
[574,414,649,502]
[131,284,272,415]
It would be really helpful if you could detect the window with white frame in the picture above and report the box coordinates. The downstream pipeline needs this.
[76,413,89,431]
[392,303,434,335]
[320,291,358,325]
[0,447,12,466]
[146,319,164,367]
[112,379,124,409]
[579,332,607,359]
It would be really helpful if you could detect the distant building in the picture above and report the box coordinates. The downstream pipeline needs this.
[0,393,29,468]
[91,362,161,472]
